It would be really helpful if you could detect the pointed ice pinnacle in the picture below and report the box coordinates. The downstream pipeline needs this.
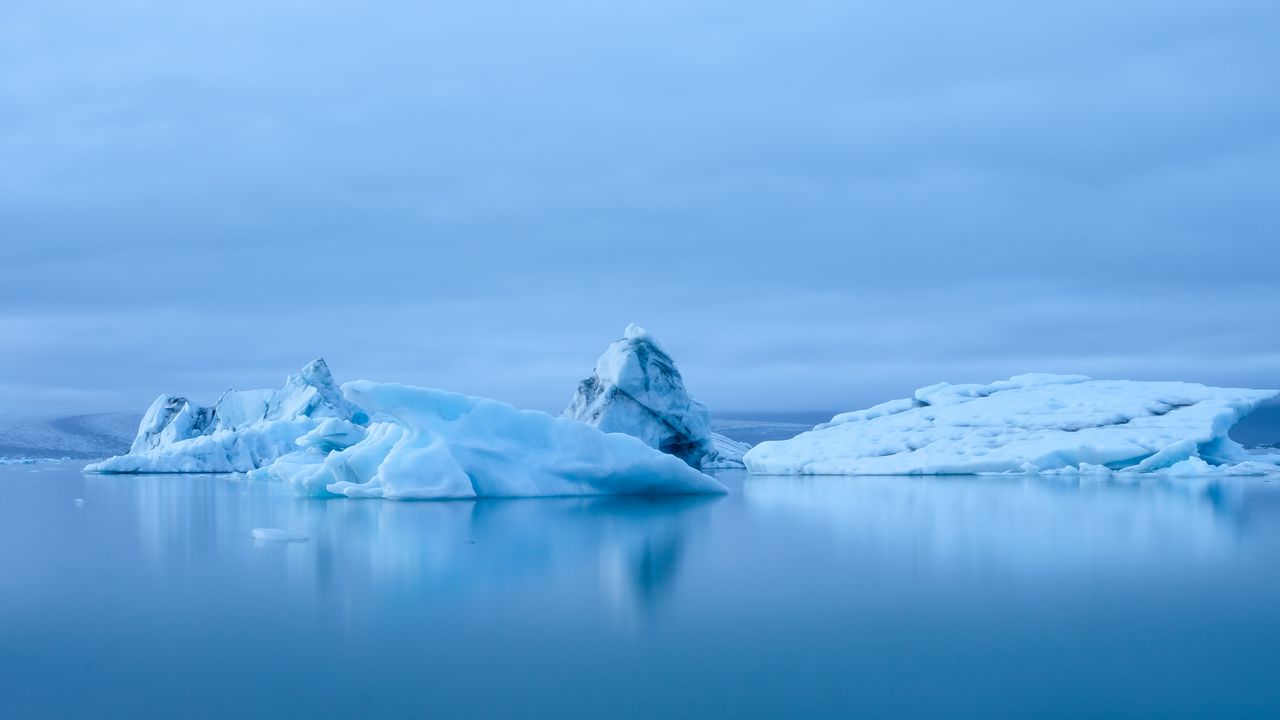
[130,394,202,453]
[267,358,368,424]
[562,324,746,468]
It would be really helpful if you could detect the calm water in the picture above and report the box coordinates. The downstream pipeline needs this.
[4,463,1280,718]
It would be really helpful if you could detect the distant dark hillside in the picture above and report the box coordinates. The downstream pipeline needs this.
[0,412,139,460]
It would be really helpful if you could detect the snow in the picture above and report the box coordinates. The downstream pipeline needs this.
[255,380,728,500]
[814,398,917,431]
[86,359,367,474]
[743,374,1280,477]
[562,324,748,468]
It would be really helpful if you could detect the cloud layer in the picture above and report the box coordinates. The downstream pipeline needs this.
[2,0,1277,413]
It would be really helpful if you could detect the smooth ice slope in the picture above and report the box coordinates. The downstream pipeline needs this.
[563,324,747,468]
[87,359,368,473]
[743,374,1280,477]
[256,381,727,500]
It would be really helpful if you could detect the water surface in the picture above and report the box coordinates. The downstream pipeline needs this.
[3,463,1280,718]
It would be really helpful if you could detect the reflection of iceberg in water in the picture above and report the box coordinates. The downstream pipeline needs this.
[99,472,275,566]
[743,474,1263,572]
[332,496,716,609]
[587,497,705,619]
[108,471,718,622]
[356,495,719,621]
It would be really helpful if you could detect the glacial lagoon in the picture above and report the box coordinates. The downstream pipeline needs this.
[4,461,1280,718]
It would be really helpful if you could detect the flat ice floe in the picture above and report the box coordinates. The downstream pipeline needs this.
[255,381,728,500]
[743,374,1280,477]
[563,324,748,469]
[86,359,368,474]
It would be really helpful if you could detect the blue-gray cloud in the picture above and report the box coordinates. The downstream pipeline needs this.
[2,0,1277,413]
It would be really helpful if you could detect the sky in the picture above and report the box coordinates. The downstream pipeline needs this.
[2,0,1278,415]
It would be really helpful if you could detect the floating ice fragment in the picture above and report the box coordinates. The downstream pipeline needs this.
[744,374,1279,477]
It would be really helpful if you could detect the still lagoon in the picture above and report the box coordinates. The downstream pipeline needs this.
[3,462,1280,718]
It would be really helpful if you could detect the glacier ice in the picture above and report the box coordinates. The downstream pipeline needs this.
[86,359,368,474]
[743,374,1280,477]
[562,324,748,469]
[254,380,728,500]
[0,457,68,465]
[701,433,752,469]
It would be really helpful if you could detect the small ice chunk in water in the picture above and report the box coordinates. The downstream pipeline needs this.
[251,528,308,542]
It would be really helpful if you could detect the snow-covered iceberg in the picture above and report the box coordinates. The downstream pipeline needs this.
[86,359,369,473]
[743,374,1280,477]
[254,381,728,499]
[562,324,748,469]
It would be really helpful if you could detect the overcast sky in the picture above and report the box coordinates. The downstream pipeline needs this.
[2,0,1278,415]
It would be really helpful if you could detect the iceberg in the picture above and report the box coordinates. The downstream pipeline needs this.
[743,374,1280,477]
[701,433,753,469]
[562,324,748,469]
[254,381,728,499]
[86,359,369,474]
